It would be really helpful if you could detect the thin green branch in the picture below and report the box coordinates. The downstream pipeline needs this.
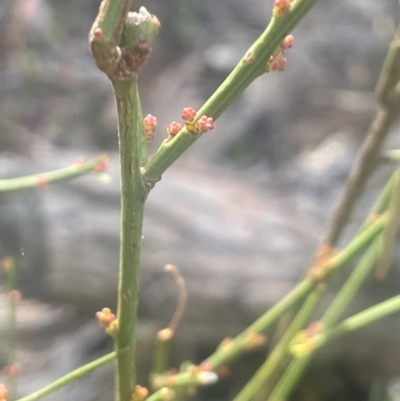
[269,235,386,401]
[270,293,400,401]
[376,167,400,279]
[324,293,400,343]
[233,291,322,401]
[150,211,386,397]
[142,0,320,184]
[323,24,400,246]
[205,278,313,371]
[0,155,109,192]
[357,169,397,233]
[3,257,18,400]
[322,237,382,328]
[15,352,116,401]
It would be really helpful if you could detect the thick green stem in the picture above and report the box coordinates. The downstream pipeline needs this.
[142,0,320,183]
[112,77,146,401]
[0,155,109,192]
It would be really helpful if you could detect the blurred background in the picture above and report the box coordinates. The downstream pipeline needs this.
[1,0,400,400]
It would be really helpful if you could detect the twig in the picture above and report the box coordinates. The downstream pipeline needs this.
[323,25,400,246]
[0,155,109,192]
[15,352,117,401]
[2,257,18,400]
[233,290,322,401]
[376,167,400,279]
[152,265,187,375]
[142,0,320,184]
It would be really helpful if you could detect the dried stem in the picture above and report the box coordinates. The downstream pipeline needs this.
[152,265,187,375]
[323,25,400,246]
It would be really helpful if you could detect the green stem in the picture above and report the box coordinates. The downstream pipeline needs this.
[15,352,116,401]
[268,354,310,401]
[357,169,396,233]
[324,294,400,343]
[0,155,109,192]
[322,236,382,328]
[269,236,385,401]
[3,257,17,400]
[112,77,146,401]
[151,370,218,389]
[205,278,313,370]
[376,167,400,279]
[270,294,400,401]
[142,0,320,183]
[233,291,322,401]
[327,213,388,272]
[89,0,134,76]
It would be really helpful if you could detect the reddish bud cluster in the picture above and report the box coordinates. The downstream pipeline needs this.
[166,108,215,142]
[75,157,86,167]
[143,114,158,140]
[133,385,149,401]
[0,384,8,401]
[281,34,294,50]
[182,107,197,122]
[197,115,214,132]
[96,307,116,327]
[9,290,22,303]
[166,121,182,141]
[1,257,14,273]
[273,0,294,16]
[37,174,48,188]
[265,34,294,73]
[94,156,109,173]
[5,363,21,378]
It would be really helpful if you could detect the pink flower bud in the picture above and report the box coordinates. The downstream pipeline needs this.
[182,107,197,122]
[270,52,287,71]
[0,384,8,401]
[282,35,294,50]
[273,0,292,16]
[197,116,215,133]
[9,290,22,303]
[143,114,158,139]
[75,157,86,167]
[94,157,109,172]
[96,307,116,327]
[166,121,182,137]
